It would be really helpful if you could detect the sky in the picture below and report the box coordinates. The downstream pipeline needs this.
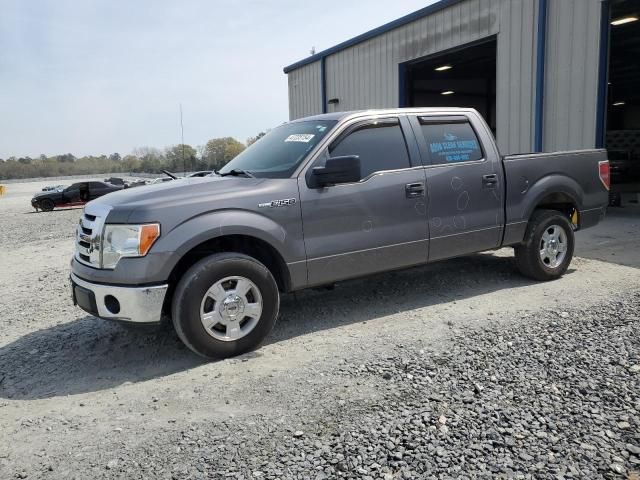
[0,0,437,159]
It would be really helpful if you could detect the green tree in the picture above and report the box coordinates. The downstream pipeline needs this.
[122,154,141,172]
[203,137,245,170]
[133,147,165,173]
[165,144,197,173]
[247,130,268,146]
[56,153,76,163]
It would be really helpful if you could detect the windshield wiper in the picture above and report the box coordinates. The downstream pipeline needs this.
[161,169,179,179]
[216,169,255,178]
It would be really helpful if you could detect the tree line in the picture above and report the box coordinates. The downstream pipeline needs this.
[0,133,267,180]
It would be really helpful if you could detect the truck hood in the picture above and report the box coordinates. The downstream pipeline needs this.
[88,175,276,225]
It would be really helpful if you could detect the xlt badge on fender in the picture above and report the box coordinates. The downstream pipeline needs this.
[258,198,297,208]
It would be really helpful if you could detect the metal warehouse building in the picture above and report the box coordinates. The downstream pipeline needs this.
[284,0,640,191]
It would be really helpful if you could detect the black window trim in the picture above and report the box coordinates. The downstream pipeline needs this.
[325,116,413,183]
[329,117,401,151]
[417,116,487,167]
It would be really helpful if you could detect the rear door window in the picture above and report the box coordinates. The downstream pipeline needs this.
[419,119,484,164]
[329,119,410,179]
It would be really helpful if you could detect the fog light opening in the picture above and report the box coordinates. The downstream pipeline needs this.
[104,295,121,314]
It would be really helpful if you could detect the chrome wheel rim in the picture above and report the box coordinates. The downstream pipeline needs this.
[539,224,568,268]
[199,276,263,342]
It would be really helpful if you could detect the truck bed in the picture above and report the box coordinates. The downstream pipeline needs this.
[501,149,609,246]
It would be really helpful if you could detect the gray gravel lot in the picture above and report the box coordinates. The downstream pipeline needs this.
[0,180,639,479]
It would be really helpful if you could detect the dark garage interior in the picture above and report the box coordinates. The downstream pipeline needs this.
[606,0,640,196]
[403,38,497,134]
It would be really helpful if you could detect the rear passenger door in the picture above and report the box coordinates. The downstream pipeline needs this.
[298,116,428,286]
[410,114,503,261]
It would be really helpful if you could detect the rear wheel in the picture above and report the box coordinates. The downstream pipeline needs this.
[171,252,279,359]
[514,209,575,281]
[40,199,55,211]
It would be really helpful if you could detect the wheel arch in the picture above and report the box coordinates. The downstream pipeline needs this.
[534,191,578,218]
[162,233,292,317]
[523,174,583,221]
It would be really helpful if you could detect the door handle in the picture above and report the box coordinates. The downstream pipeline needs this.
[405,182,425,198]
[482,174,498,188]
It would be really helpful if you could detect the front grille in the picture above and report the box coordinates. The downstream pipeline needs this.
[74,205,111,268]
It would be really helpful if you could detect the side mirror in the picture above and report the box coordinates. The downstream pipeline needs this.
[311,155,361,187]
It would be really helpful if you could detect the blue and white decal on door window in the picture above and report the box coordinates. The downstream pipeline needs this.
[419,122,483,164]
[429,133,480,163]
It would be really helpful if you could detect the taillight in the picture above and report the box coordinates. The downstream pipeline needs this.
[599,160,610,190]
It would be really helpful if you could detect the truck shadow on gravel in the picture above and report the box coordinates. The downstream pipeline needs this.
[273,252,554,341]
[0,253,551,400]
[24,207,84,214]
[0,318,204,400]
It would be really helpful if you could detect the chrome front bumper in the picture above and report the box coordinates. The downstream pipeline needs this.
[70,273,168,324]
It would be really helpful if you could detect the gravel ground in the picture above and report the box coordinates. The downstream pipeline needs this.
[0,180,639,479]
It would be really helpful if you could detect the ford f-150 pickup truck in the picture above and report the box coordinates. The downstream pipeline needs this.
[70,108,609,359]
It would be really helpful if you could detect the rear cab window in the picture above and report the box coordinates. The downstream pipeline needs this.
[418,117,484,165]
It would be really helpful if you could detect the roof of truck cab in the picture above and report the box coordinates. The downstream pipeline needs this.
[289,107,476,123]
[289,111,357,122]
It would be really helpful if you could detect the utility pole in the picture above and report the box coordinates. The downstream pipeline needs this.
[180,104,185,175]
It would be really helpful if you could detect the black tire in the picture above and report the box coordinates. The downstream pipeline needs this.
[171,252,279,359]
[40,199,55,211]
[514,209,575,281]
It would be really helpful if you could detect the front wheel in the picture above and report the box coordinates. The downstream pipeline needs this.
[514,209,575,281]
[40,199,55,211]
[172,252,279,359]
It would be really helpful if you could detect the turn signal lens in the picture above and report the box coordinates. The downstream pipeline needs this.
[598,160,610,191]
[139,224,160,255]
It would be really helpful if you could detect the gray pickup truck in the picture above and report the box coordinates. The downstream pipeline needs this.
[70,108,609,359]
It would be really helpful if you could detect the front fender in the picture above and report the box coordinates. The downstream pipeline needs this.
[71,208,304,287]
[159,209,296,265]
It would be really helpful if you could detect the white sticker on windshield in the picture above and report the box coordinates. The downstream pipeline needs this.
[285,134,315,143]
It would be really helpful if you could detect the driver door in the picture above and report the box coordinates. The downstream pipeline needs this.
[63,184,82,203]
[298,116,428,287]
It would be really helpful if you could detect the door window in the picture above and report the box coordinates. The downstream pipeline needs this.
[329,119,411,179]
[419,119,484,164]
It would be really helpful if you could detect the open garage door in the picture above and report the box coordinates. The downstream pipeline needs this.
[606,0,640,205]
[402,38,497,135]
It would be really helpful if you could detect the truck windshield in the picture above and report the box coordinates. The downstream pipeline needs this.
[218,120,337,178]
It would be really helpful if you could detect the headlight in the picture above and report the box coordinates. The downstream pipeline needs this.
[102,224,160,269]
